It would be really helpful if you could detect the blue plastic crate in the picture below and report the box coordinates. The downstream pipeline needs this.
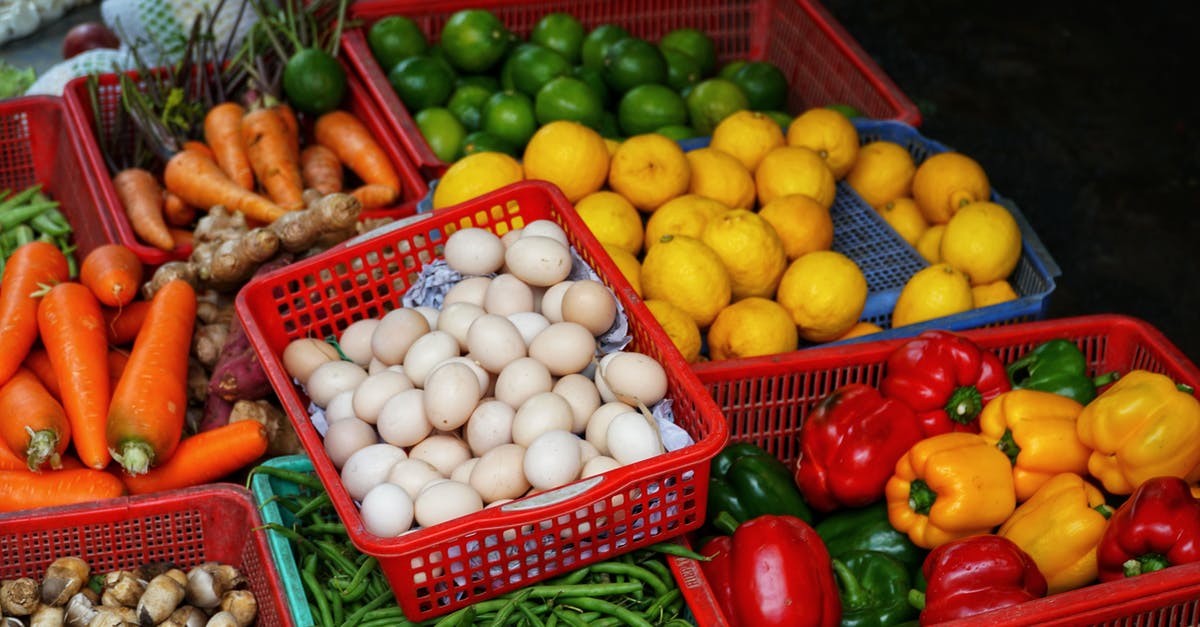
[249,455,316,627]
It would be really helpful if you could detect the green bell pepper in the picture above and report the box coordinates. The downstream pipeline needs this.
[1006,338,1119,405]
[815,502,927,574]
[833,550,918,627]
[707,442,813,525]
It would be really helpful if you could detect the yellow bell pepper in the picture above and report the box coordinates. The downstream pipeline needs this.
[998,473,1112,594]
[978,389,1091,501]
[885,432,1016,549]
[1075,370,1200,494]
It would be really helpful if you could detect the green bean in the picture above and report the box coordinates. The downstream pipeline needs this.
[547,608,587,627]
[515,602,544,627]
[0,201,56,230]
[557,597,653,627]
[337,557,377,602]
[589,618,622,627]
[544,612,557,627]
[361,607,407,622]
[302,568,334,627]
[0,185,42,212]
[306,521,350,536]
[31,210,70,236]
[431,606,477,627]
[487,588,529,627]
[639,556,675,589]
[588,562,669,596]
[521,582,644,598]
[329,587,345,625]
[662,619,694,627]
[259,522,314,549]
[340,588,396,627]
[247,464,327,490]
[293,491,333,519]
[643,541,711,562]
[548,567,590,586]
[315,539,360,576]
[641,587,682,620]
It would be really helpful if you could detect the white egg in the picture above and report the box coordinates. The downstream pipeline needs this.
[494,357,553,410]
[424,362,484,430]
[552,374,602,433]
[402,331,460,387]
[371,308,431,366]
[539,281,574,323]
[585,401,635,456]
[578,439,600,465]
[437,302,487,351]
[605,411,664,466]
[306,360,368,408]
[484,273,535,316]
[409,435,472,477]
[414,306,440,329]
[581,455,621,478]
[415,480,483,528]
[521,220,568,246]
[444,276,493,308]
[360,483,414,537]
[444,227,505,275]
[386,458,444,500]
[324,390,357,424]
[470,443,530,503]
[376,388,431,447]
[507,311,551,346]
[281,338,340,386]
[324,417,379,468]
[352,370,414,425]
[466,314,527,373]
[523,430,582,490]
[450,458,480,485]
[561,280,618,336]
[338,319,380,366]
[505,236,572,287]
[512,392,574,447]
[598,352,669,407]
[466,400,516,456]
[528,322,596,376]
[341,443,408,501]
[367,358,388,375]
[433,356,490,395]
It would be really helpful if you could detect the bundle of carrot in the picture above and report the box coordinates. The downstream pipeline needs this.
[0,241,273,514]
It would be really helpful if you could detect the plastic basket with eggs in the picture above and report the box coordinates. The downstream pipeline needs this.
[235,179,728,621]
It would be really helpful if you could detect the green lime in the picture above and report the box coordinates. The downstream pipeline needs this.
[826,103,863,118]
[284,48,347,114]
[502,43,572,98]
[456,74,500,92]
[415,107,467,163]
[762,110,794,129]
[447,84,494,131]
[685,78,749,135]
[654,124,698,141]
[679,83,695,100]
[581,23,630,71]
[460,130,517,157]
[572,65,610,106]
[617,84,687,136]
[482,90,538,150]
[535,76,604,128]
[658,28,716,77]
[603,37,668,94]
[597,110,621,139]
[661,47,702,92]
[731,61,788,111]
[530,12,586,64]
[717,59,748,80]
[368,16,428,71]
[388,54,455,110]
[440,9,510,73]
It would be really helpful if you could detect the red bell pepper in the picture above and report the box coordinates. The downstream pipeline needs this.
[1096,475,1200,581]
[880,330,1011,436]
[700,514,841,627]
[794,383,924,512]
[912,534,1047,624]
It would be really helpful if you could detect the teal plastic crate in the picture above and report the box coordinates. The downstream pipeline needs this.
[249,455,317,627]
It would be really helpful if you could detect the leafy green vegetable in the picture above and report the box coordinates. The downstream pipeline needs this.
[0,60,36,98]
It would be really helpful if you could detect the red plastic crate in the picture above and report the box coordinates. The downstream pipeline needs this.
[0,96,117,261]
[61,68,428,266]
[0,484,293,627]
[681,314,1200,626]
[234,179,729,621]
[342,0,920,178]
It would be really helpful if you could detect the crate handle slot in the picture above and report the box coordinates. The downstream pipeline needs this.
[500,476,605,512]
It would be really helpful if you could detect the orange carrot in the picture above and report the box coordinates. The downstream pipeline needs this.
[0,367,72,470]
[0,440,29,471]
[0,468,125,512]
[242,106,304,211]
[108,348,129,391]
[79,244,143,308]
[169,227,195,250]
[277,102,302,157]
[182,140,216,161]
[38,282,110,470]
[204,102,255,191]
[114,168,174,251]
[315,111,402,194]
[301,144,344,195]
[106,279,196,475]
[0,241,70,387]
[120,420,268,494]
[163,149,286,224]
[103,299,151,345]
[162,189,197,226]
[23,346,61,401]
[351,183,399,210]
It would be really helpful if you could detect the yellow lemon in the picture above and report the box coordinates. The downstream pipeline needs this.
[575,191,644,255]
[707,297,799,360]
[701,209,788,300]
[972,280,1019,308]
[785,107,860,179]
[755,145,837,209]
[710,110,786,173]
[846,140,916,208]
[685,147,756,210]
[604,138,621,156]
[776,251,867,342]
[891,263,974,327]
[757,194,834,260]
[644,299,701,363]
[644,194,730,248]
[432,151,524,210]
[601,242,642,297]
[877,197,929,247]
[833,321,884,341]
[916,224,945,264]
[940,201,1022,285]
[608,133,691,212]
[640,234,731,327]
[522,121,610,202]
[911,152,990,224]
